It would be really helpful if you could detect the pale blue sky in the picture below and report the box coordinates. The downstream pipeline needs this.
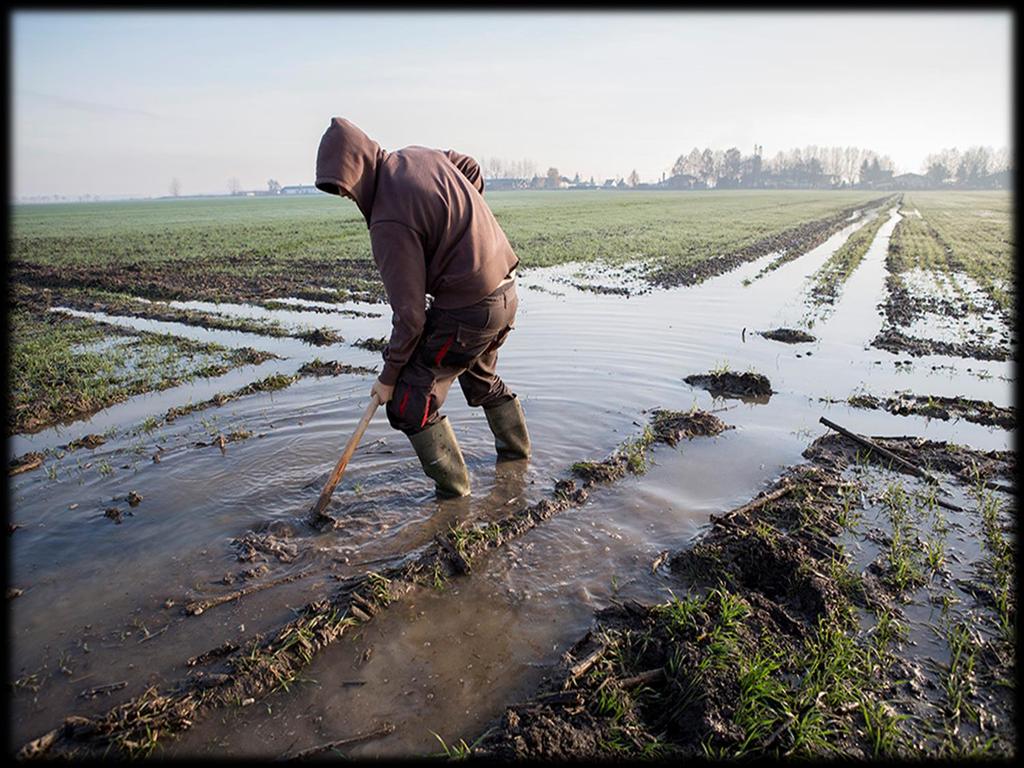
[12,10,1012,198]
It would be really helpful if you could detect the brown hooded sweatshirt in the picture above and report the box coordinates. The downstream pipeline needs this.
[315,117,519,386]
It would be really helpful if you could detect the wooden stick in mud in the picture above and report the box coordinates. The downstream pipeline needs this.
[184,569,317,616]
[714,481,795,523]
[818,416,964,512]
[308,395,381,525]
[280,721,396,760]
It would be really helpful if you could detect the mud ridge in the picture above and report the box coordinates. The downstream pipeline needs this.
[871,328,1010,363]
[846,393,1015,430]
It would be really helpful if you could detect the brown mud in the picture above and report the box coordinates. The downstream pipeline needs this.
[473,435,1016,759]
[846,393,1015,430]
[683,371,773,399]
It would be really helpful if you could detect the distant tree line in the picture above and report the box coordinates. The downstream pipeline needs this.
[478,145,1012,191]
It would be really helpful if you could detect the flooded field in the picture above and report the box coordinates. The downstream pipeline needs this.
[6,192,1015,758]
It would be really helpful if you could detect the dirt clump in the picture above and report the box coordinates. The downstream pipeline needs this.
[298,359,378,377]
[9,452,45,476]
[684,370,773,399]
[761,327,816,344]
[649,408,732,446]
[298,327,343,346]
[232,522,300,563]
[65,434,107,451]
[354,337,388,352]
[103,507,132,525]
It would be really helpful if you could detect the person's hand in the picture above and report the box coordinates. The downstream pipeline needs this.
[370,379,394,404]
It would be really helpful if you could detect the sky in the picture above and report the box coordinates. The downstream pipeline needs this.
[11,10,1013,199]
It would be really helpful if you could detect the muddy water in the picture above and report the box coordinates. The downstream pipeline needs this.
[7,208,1014,754]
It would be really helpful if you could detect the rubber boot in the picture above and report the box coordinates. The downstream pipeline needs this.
[408,416,471,498]
[484,395,531,461]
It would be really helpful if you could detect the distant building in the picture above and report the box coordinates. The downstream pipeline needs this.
[280,185,320,195]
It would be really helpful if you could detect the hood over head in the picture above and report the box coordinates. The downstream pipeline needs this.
[315,117,386,222]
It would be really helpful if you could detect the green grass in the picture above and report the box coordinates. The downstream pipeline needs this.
[901,191,1013,314]
[11,190,886,286]
[7,309,268,435]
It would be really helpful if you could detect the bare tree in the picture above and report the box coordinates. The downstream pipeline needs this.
[169,178,181,197]
[228,177,242,195]
[627,169,640,187]
[267,179,281,194]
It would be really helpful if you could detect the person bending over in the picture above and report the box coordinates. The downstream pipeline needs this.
[315,117,530,497]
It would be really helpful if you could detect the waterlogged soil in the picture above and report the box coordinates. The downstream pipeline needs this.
[13,408,724,759]
[846,393,1015,430]
[474,435,1016,759]
[652,195,895,288]
[7,199,1014,758]
[871,214,1015,363]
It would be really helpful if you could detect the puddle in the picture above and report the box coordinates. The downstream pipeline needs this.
[8,215,1015,754]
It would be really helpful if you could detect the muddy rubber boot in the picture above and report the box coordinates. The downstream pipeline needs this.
[484,396,531,461]
[408,417,471,498]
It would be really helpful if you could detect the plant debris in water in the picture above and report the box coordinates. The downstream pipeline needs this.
[684,370,773,399]
[298,358,378,377]
[9,451,45,476]
[353,336,388,352]
[297,327,344,346]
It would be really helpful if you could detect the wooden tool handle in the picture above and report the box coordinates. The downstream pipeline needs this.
[309,395,380,520]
